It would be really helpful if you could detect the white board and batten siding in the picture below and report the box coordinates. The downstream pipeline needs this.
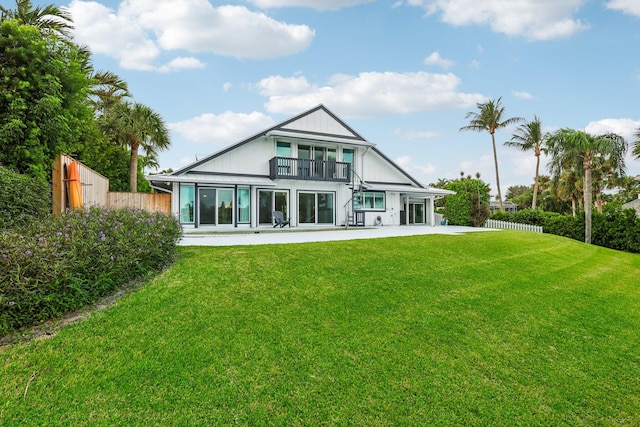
[282,109,355,137]
[193,137,272,175]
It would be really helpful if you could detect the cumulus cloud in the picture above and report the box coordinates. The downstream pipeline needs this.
[407,0,589,41]
[423,51,454,69]
[584,118,639,141]
[68,0,315,71]
[256,72,486,117]
[169,111,275,145]
[606,0,640,16]
[247,0,373,10]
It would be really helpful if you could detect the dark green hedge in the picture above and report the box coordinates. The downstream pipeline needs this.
[491,207,640,253]
[0,166,51,229]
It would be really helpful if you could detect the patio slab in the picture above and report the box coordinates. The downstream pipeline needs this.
[178,225,497,247]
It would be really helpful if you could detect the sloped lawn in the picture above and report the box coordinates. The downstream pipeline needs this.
[2,231,640,425]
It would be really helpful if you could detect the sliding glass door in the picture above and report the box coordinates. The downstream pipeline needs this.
[298,192,334,225]
[198,188,238,226]
[258,190,288,225]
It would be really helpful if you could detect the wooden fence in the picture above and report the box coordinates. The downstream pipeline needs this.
[53,154,171,215]
[483,218,543,233]
[107,192,171,212]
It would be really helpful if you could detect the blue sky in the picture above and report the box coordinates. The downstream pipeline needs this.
[29,0,640,197]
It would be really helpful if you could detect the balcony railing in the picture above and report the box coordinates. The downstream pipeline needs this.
[269,157,351,183]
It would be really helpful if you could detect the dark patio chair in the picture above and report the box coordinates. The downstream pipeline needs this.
[273,210,290,228]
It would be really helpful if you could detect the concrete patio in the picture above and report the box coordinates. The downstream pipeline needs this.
[179,225,498,246]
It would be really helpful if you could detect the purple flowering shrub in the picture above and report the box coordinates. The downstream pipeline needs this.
[0,206,182,335]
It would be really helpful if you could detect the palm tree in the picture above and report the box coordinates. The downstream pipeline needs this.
[0,0,73,39]
[555,169,582,217]
[89,70,130,114]
[504,116,546,209]
[547,129,627,244]
[460,97,524,211]
[106,102,171,192]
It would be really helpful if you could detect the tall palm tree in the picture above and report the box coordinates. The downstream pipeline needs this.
[504,116,546,209]
[0,0,73,39]
[460,97,524,211]
[547,129,627,244]
[106,102,171,192]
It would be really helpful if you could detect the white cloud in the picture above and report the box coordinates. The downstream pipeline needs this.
[423,51,454,69]
[408,0,589,40]
[606,0,640,16]
[169,111,275,145]
[157,57,206,73]
[584,118,639,141]
[512,90,534,100]
[246,0,373,10]
[68,0,315,71]
[256,72,486,117]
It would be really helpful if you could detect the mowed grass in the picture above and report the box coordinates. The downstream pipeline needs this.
[2,230,640,426]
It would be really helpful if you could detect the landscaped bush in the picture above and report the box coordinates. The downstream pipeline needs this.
[0,206,182,335]
[592,207,640,253]
[443,175,491,226]
[0,166,51,229]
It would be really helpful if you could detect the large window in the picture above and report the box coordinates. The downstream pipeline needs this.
[299,192,334,224]
[180,185,195,223]
[343,148,354,164]
[237,188,250,223]
[197,188,238,226]
[217,189,233,225]
[277,141,291,157]
[353,191,385,210]
[259,190,288,225]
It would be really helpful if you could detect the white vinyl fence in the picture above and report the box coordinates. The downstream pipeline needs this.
[483,219,543,233]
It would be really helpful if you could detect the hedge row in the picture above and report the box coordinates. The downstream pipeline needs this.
[491,207,640,253]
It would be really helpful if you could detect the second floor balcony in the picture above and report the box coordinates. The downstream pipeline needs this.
[269,157,351,183]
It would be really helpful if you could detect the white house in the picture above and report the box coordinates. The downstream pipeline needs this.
[148,105,453,229]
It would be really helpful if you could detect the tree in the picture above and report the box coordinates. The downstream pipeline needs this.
[460,97,524,211]
[0,0,73,39]
[547,129,627,244]
[105,102,171,192]
[89,70,130,114]
[443,173,491,226]
[504,116,546,209]
[0,19,97,180]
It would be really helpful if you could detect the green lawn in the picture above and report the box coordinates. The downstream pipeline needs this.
[2,230,640,426]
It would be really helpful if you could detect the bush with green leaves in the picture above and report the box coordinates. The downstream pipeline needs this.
[443,175,491,226]
[0,166,51,229]
[0,206,182,334]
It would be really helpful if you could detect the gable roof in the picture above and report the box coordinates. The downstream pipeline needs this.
[173,104,368,175]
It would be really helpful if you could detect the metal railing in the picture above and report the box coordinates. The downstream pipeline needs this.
[269,157,351,182]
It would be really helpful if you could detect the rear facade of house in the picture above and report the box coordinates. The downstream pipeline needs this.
[148,105,452,230]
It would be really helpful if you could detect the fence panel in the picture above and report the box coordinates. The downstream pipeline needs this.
[107,192,171,213]
[483,218,543,233]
